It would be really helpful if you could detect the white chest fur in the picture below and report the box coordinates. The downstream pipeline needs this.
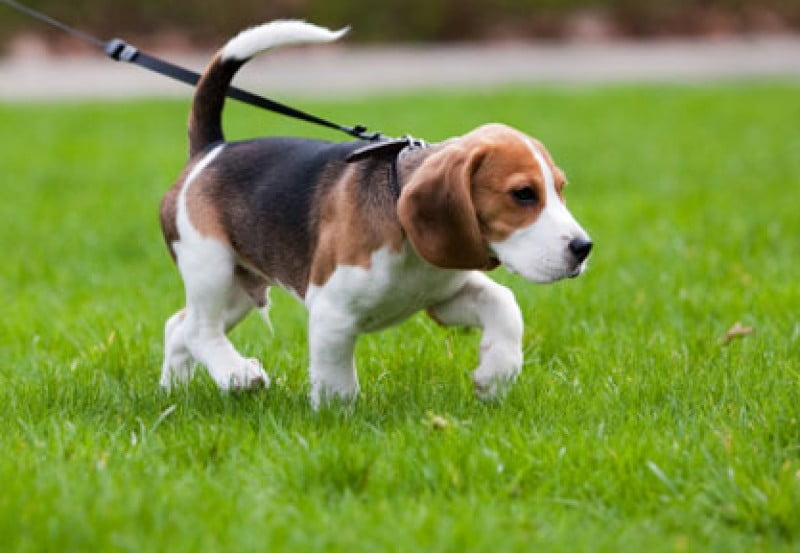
[305,244,470,333]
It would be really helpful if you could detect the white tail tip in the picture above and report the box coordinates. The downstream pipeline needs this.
[222,20,348,61]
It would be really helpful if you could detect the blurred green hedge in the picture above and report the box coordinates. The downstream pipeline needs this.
[2,0,798,49]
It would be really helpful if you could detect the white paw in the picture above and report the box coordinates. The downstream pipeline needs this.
[159,360,195,391]
[309,382,359,410]
[472,348,522,401]
[159,375,174,391]
[473,371,516,401]
[159,371,186,391]
[225,358,270,391]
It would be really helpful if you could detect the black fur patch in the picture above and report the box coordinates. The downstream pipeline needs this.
[210,138,369,294]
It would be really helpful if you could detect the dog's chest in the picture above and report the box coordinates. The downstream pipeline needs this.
[305,244,468,333]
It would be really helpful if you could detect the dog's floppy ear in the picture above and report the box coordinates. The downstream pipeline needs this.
[397,143,494,270]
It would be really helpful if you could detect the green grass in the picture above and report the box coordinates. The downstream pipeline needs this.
[1,83,799,552]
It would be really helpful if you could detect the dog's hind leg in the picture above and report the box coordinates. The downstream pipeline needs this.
[170,238,269,391]
[159,275,266,390]
[427,272,523,400]
[160,309,194,389]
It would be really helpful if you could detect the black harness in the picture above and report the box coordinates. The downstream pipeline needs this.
[345,135,428,198]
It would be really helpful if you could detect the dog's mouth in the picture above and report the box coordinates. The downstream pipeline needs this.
[496,257,582,283]
[568,261,587,279]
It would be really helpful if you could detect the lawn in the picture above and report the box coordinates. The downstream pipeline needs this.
[1,83,799,552]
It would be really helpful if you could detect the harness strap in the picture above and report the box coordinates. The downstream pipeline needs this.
[347,135,428,199]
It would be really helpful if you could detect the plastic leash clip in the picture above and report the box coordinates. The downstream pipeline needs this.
[104,38,140,63]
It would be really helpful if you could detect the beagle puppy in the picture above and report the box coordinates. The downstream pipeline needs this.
[159,21,592,407]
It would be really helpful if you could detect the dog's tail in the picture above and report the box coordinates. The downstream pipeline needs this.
[188,20,348,157]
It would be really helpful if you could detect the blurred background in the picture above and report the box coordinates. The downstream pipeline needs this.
[1,0,799,100]
[2,0,800,52]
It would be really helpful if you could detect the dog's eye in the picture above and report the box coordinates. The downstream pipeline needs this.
[511,186,539,206]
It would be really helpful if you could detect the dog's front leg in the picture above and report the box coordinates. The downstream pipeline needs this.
[428,272,523,399]
[307,305,359,409]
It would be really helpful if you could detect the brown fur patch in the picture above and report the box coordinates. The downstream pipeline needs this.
[159,159,198,260]
[397,141,492,270]
[470,128,549,243]
[159,185,180,261]
[159,154,229,262]
[188,53,243,157]
[184,169,229,243]
[309,164,405,287]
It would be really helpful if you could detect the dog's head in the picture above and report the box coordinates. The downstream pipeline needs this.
[398,123,592,283]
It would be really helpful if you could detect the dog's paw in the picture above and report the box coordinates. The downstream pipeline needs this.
[227,358,270,391]
[159,362,195,392]
[309,383,359,411]
[473,343,522,401]
[473,375,511,401]
[473,367,519,401]
[159,373,184,392]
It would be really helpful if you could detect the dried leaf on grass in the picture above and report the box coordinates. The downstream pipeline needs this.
[721,321,755,344]
[426,411,449,430]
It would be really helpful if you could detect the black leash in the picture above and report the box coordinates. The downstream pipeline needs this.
[0,0,387,142]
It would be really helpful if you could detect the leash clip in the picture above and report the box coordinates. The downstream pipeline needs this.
[349,124,384,142]
[402,134,428,150]
[104,38,140,62]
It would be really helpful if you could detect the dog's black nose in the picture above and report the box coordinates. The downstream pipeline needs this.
[568,238,593,262]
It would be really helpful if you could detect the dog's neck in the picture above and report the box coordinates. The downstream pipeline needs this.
[395,142,446,195]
